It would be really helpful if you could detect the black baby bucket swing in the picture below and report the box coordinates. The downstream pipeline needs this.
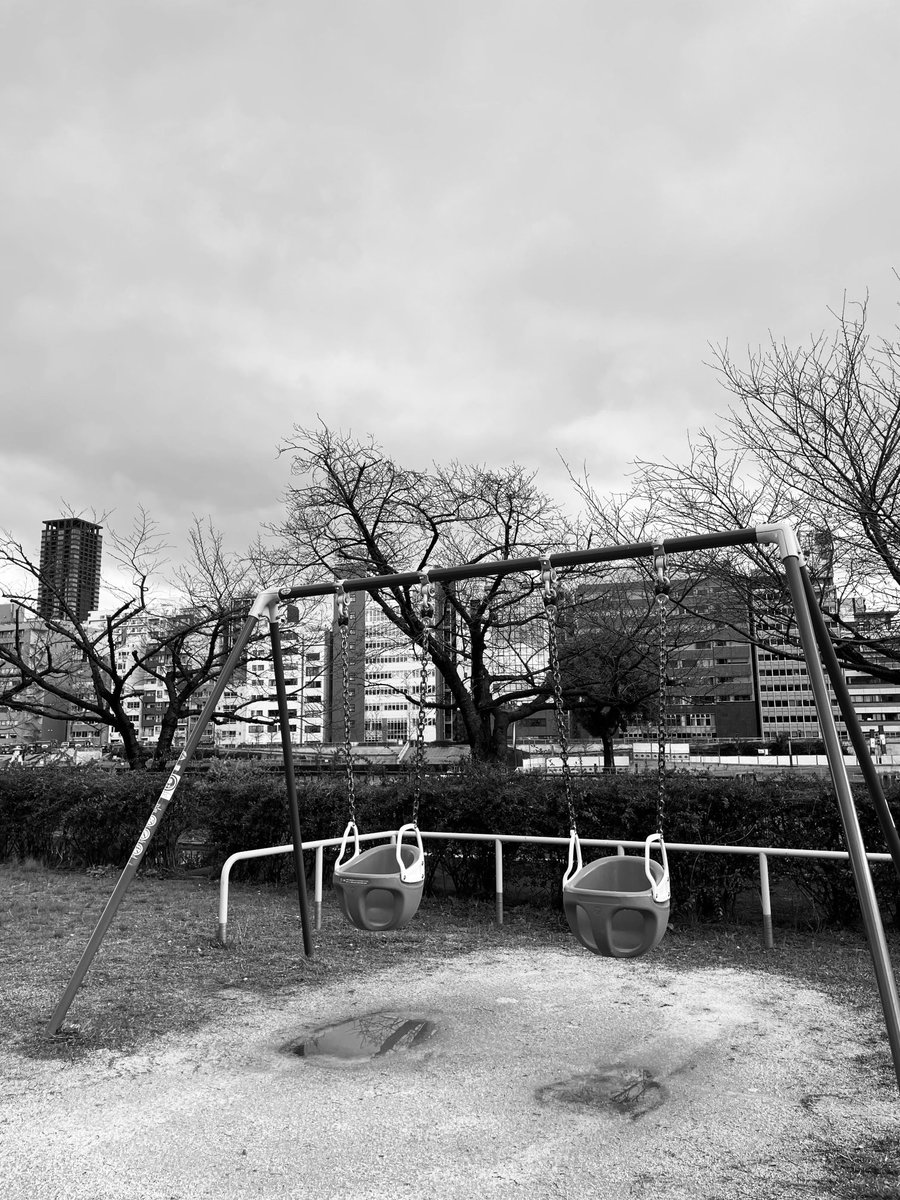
[542,553,671,959]
[332,578,429,932]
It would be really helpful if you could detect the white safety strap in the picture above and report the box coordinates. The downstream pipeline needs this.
[335,821,360,871]
[562,828,583,888]
[644,832,671,904]
[396,823,425,884]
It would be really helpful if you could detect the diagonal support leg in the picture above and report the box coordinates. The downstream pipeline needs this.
[799,564,900,878]
[782,553,900,1094]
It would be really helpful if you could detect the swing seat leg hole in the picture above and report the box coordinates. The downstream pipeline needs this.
[333,878,424,931]
[288,1011,439,1063]
[536,1066,667,1119]
[357,887,397,929]
[565,900,668,959]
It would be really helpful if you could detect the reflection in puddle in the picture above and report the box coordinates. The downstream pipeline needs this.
[536,1066,666,1119]
[293,1012,438,1062]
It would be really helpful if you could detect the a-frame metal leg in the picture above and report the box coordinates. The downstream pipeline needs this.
[45,611,263,1034]
[798,564,900,878]
[782,553,900,1092]
[268,610,314,957]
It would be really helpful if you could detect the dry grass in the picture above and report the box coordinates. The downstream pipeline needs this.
[3,862,899,1199]
[0,862,560,1059]
[3,861,896,1056]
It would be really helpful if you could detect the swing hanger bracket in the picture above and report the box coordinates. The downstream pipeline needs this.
[335,581,351,627]
[417,569,435,622]
[652,544,670,600]
[540,558,558,607]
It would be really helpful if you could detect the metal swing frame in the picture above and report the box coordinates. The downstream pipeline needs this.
[44,520,900,1096]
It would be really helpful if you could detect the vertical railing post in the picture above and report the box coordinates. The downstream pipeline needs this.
[759,852,774,949]
[495,839,504,925]
[314,844,324,931]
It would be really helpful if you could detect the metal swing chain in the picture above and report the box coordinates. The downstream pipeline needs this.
[336,583,356,827]
[411,573,435,827]
[541,560,578,836]
[653,546,670,839]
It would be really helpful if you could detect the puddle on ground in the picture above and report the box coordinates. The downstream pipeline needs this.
[291,1012,438,1062]
[536,1066,666,1119]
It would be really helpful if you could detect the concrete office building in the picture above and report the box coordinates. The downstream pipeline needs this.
[323,587,452,746]
[841,600,900,754]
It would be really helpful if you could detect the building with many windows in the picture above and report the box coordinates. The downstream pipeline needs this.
[841,600,900,754]
[323,588,448,746]
[102,606,329,752]
[0,601,100,747]
[7,534,900,762]
[751,576,845,745]
[38,518,102,622]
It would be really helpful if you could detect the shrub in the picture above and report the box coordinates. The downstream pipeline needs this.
[2,762,898,929]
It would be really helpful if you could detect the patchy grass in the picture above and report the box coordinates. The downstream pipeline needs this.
[3,862,899,1198]
[0,862,562,1060]
[4,861,898,1060]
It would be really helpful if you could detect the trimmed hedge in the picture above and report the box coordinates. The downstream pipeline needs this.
[1,762,898,929]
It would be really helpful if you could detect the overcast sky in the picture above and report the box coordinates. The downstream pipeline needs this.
[2,0,899,592]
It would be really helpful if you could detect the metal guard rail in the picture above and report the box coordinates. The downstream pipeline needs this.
[217,829,894,949]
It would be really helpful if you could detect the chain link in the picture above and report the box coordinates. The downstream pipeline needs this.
[412,637,429,825]
[411,573,434,827]
[653,547,670,838]
[542,561,577,835]
[337,586,356,826]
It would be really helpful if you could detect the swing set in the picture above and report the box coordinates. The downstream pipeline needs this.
[44,521,900,1096]
[331,578,427,931]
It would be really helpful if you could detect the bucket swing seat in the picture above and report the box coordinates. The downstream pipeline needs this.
[333,821,425,931]
[562,830,670,957]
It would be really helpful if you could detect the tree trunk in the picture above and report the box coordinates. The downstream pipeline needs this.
[601,729,616,773]
[488,712,512,764]
[119,720,147,770]
[150,709,181,770]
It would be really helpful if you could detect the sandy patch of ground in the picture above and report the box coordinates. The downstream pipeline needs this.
[2,946,897,1199]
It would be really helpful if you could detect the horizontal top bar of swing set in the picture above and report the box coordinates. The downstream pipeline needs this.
[271,525,792,604]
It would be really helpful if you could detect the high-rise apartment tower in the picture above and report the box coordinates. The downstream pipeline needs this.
[38,518,102,621]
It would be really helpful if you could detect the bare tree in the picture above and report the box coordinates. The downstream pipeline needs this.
[0,511,270,768]
[558,573,707,769]
[626,293,900,680]
[543,490,719,764]
[274,424,594,763]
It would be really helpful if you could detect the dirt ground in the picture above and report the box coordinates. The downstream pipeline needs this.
[2,945,898,1200]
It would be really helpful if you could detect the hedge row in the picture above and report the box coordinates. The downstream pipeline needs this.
[1,763,899,929]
